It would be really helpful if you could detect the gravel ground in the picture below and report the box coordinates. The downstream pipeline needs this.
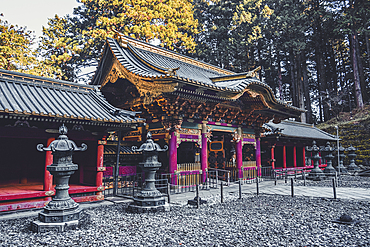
[285,174,370,188]
[1,194,369,247]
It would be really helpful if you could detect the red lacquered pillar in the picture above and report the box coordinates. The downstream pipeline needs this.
[236,127,243,179]
[96,140,105,197]
[44,138,55,192]
[201,123,208,183]
[303,146,306,167]
[293,146,297,168]
[271,146,275,169]
[256,136,261,176]
[283,146,287,169]
[169,131,178,184]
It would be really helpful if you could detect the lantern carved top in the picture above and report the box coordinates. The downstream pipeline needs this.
[37,125,87,153]
[132,132,168,153]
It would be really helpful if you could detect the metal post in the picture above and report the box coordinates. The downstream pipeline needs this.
[303,169,306,186]
[335,126,340,177]
[294,170,297,179]
[274,170,277,186]
[332,178,337,199]
[335,171,338,187]
[285,170,287,183]
[196,184,200,208]
[167,183,171,204]
[113,130,122,196]
[256,176,259,195]
[227,172,230,186]
[132,179,135,197]
[221,182,224,203]
[291,178,294,197]
[239,179,242,199]
[216,170,219,189]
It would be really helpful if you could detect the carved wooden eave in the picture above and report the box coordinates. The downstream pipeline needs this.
[91,33,304,128]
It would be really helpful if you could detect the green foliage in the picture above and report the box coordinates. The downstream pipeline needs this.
[38,0,200,82]
[0,17,61,78]
[192,0,273,72]
[317,105,370,166]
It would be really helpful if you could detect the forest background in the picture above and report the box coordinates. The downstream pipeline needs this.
[1,0,369,125]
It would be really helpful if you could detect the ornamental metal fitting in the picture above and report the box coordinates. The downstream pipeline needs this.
[132,132,168,153]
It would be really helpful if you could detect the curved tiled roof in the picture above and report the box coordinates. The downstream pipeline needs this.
[91,34,303,115]
[263,120,338,141]
[0,69,143,124]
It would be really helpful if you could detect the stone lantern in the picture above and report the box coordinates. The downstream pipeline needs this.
[128,132,169,212]
[306,141,326,180]
[336,144,348,174]
[347,145,360,172]
[321,142,336,176]
[31,125,87,232]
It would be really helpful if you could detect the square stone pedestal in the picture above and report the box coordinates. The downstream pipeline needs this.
[128,202,170,213]
[31,220,79,233]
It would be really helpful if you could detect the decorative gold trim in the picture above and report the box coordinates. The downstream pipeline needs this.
[97,186,105,191]
[96,194,104,200]
[97,167,106,172]
[45,191,55,196]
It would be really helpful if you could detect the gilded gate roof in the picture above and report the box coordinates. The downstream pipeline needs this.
[0,69,143,125]
[91,33,303,119]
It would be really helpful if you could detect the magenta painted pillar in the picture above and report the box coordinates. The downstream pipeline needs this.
[236,127,243,179]
[201,124,208,183]
[169,131,178,184]
[256,136,261,176]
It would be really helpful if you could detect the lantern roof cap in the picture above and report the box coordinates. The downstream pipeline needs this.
[132,132,168,152]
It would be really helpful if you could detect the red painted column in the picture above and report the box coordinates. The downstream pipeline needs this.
[303,146,306,167]
[43,138,55,191]
[271,146,275,169]
[283,146,287,169]
[256,136,261,176]
[201,124,208,183]
[236,127,243,179]
[96,141,105,197]
[169,131,178,183]
[293,146,297,168]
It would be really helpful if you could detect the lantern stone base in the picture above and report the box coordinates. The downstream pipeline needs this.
[128,202,170,213]
[31,202,82,232]
[324,166,337,176]
[336,166,348,174]
[307,168,326,181]
[31,219,79,233]
[347,163,360,172]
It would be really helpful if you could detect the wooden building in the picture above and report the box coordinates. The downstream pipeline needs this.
[261,120,338,171]
[0,69,143,212]
[90,33,304,183]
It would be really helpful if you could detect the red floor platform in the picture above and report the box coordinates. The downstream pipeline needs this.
[0,182,103,212]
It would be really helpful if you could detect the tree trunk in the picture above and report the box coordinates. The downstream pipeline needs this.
[278,56,283,101]
[355,32,367,102]
[289,49,298,107]
[302,53,313,123]
[350,30,364,108]
[297,53,305,122]
[366,31,370,63]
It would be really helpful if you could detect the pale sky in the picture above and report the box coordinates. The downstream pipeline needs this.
[1,0,81,38]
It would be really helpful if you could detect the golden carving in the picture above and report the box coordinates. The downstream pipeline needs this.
[45,191,55,196]
[102,59,178,106]
[96,194,104,200]
[97,186,105,191]
[97,167,106,172]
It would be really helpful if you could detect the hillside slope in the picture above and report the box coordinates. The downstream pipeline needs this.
[317,105,370,166]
